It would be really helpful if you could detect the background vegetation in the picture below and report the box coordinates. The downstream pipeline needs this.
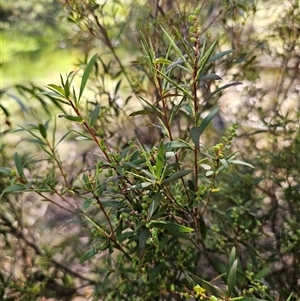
[1,0,299,300]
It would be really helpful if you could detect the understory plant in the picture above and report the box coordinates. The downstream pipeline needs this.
[2,14,273,301]
[1,1,298,301]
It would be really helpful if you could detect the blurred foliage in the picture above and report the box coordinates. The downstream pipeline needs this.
[1,0,300,300]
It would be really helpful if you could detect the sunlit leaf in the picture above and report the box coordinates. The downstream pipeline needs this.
[229,160,254,169]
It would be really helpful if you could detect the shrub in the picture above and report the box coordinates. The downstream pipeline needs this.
[1,0,299,300]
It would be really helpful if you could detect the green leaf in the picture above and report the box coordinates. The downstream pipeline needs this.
[38,123,47,139]
[0,167,16,177]
[197,37,219,78]
[58,114,84,123]
[83,198,93,211]
[160,26,192,71]
[27,138,46,145]
[229,160,254,169]
[198,215,206,240]
[206,82,242,100]
[101,200,123,208]
[153,58,172,65]
[220,158,229,170]
[238,297,268,301]
[137,95,164,115]
[200,74,222,81]
[191,107,219,147]
[90,103,101,126]
[14,153,25,178]
[79,53,98,101]
[47,84,65,97]
[147,192,162,219]
[189,273,226,298]
[128,182,152,190]
[285,293,294,301]
[155,140,164,179]
[227,259,238,296]
[129,109,158,117]
[162,169,193,184]
[150,221,194,233]
[254,268,269,280]
[2,184,27,195]
[208,50,234,62]
[228,247,236,274]
[79,248,98,264]
[139,227,150,258]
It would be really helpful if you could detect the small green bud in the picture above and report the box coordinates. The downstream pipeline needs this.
[189,26,196,33]
[188,15,196,22]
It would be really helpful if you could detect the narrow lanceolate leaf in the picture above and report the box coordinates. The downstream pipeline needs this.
[79,248,98,264]
[14,152,25,179]
[227,259,238,296]
[208,50,234,63]
[79,53,98,101]
[254,268,269,280]
[129,109,158,117]
[206,82,242,101]
[139,227,150,258]
[198,215,206,240]
[155,141,164,179]
[150,221,194,233]
[220,158,229,170]
[191,107,220,148]
[228,247,236,271]
[47,84,66,97]
[229,160,254,169]
[200,74,222,81]
[38,123,47,139]
[188,273,226,298]
[90,103,101,126]
[58,114,84,123]
[162,169,193,184]
[165,141,193,150]
[128,182,152,190]
[147,192,162,220]
[197,37,219,79]
[239,298,268,301]
[2,184,27,195]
